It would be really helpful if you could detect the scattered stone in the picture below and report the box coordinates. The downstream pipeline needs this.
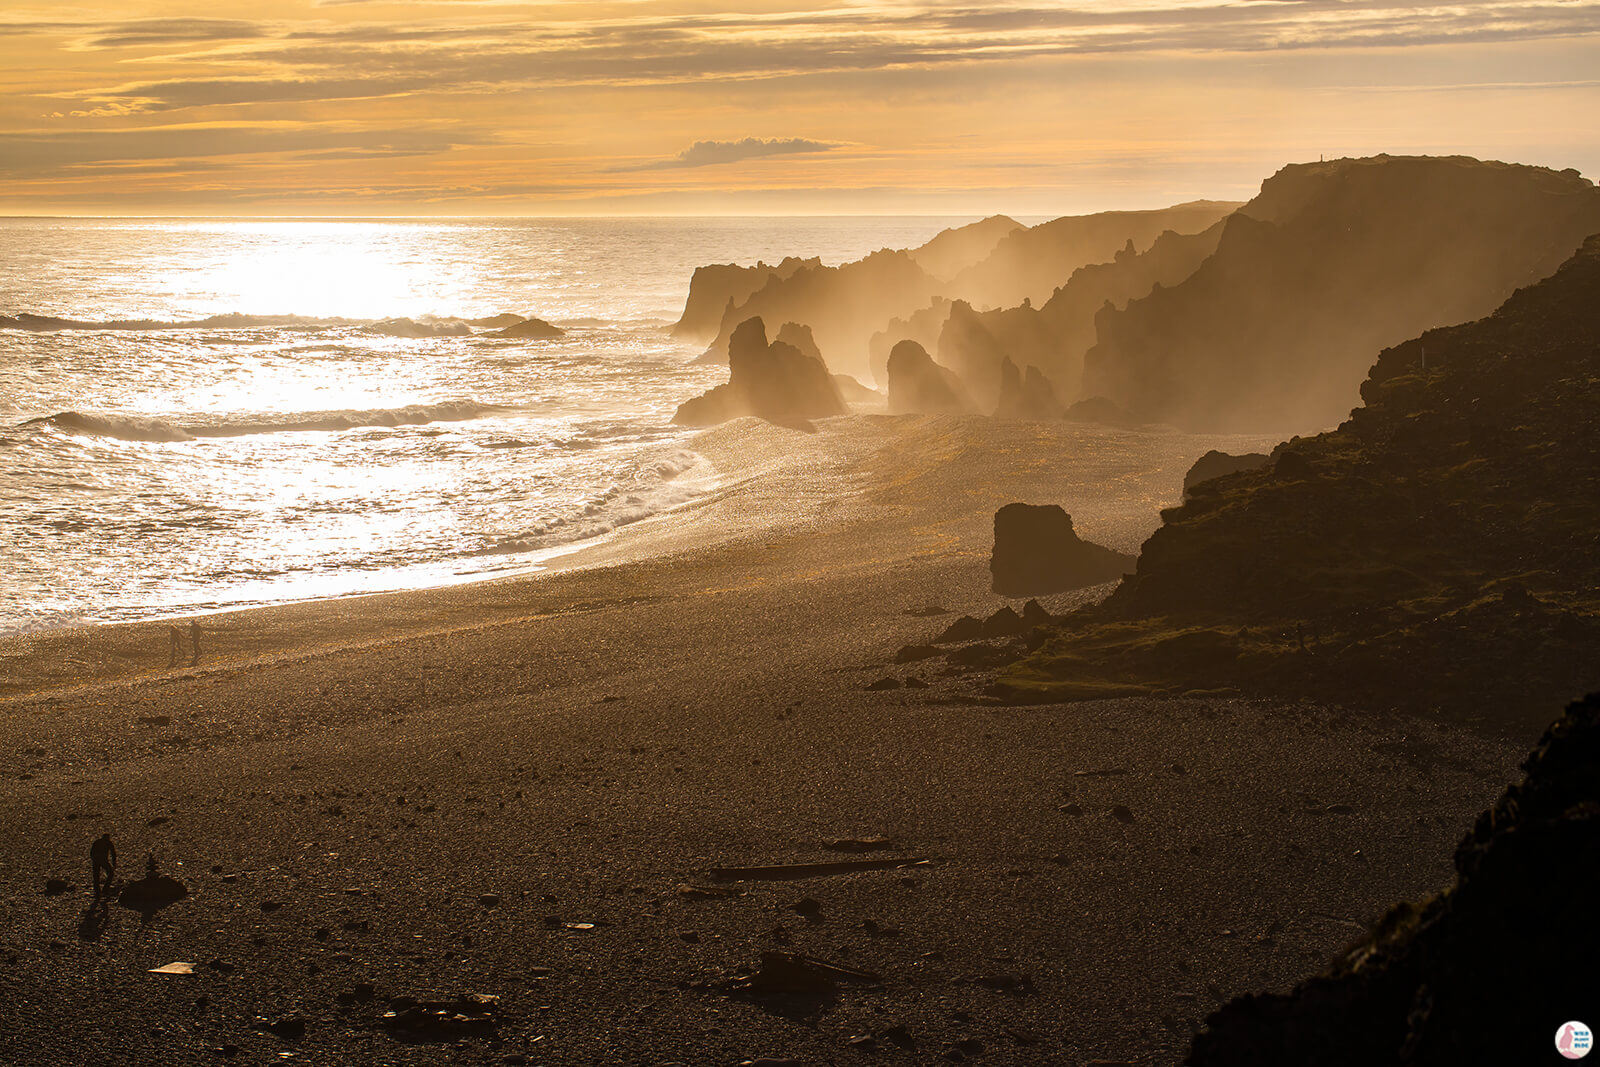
[849,1034,879,1050]
[146,816,169,827]
[43,878,71,896]
[207,959,236,973]
[678,931,701,943]
[865,677,901,691]
[862,919,900,938]
[256,1015,308,1040]
[1059,804,1085,816]
[380,994,500,1041]
[479,893,501,907]
[789,898,823,922]
[894,644,942,664]
[259,900,285,912]
[1110,805,1136,823]
[905,676,931,689]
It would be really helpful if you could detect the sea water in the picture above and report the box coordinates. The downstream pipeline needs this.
[0,216,977,633]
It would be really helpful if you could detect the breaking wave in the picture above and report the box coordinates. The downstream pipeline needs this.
[26,400,507,442]
[0,311,546,335]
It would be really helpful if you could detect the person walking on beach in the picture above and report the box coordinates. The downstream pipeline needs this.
[168,625,183,666]
[189,618,202,665]
[91,833,116,898]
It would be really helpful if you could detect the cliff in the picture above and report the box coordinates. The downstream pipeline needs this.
[1082,156,1600,432]
[995,233,1600,723]
[1187,692,1600,1067]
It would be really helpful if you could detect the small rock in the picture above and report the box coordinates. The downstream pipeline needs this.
[259,900,284,912]
[894,644,942,664]
[849,1034,879,1051]
[865,677,901,691]
[43,878,71,896]
[935,616,984,643]
[257,1015,308,1040]
[479,893,502,907]
[789,898,823,921]
[1058,803,1084,817]
[905,676,931,689]
[679,930,701,943]
[1110,805,1136,824]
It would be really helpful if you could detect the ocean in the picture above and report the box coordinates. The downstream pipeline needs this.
[0,216,979,634]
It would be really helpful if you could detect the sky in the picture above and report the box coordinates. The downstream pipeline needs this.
[1,0,1596,216]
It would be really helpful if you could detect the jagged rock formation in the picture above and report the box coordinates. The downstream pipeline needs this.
[937,223,1228,406]
[1181,450,1270,499]
[946,201,1240,310]
[869,298,952,386]
[671,257,817,342]
[993,357,1065,420]
[997,232,1600,722]
[671,316,845,426]
[1083,156,1600,431]
[990,503,1135,596]
[492,316,564,339]
[774,321,823,362]
[1187,692,1600,1067]
[885,341,974,415]
[684,203,1238,382]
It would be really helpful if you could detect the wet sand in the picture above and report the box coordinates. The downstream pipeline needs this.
[0,415,1530,1065]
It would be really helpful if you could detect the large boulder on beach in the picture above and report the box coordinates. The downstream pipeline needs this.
[990,503,1135,596]
[672,316,845,426]
[993,357,1066,420]
[1182,449,1270,499]
[886,340,974,415]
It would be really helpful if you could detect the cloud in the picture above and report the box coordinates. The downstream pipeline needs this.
[617,137,840,171]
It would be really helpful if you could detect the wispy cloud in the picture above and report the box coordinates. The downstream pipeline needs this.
[614,137,839,171]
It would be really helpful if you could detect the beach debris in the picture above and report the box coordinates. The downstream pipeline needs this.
[849,1034,879,1051]
[732,951,881,995]
[894,644,942,663]
[865,677,901,691]
[821,836,895,853]
[935,616,984,643]
[380,993,500,1041]
[712,857,929,882]
[739,1059,804,1067]
[149,961,195,975]
[43,878,71,896]
[676,882,741,899]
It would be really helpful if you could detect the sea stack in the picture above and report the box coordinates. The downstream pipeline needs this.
[990,503,1136,595]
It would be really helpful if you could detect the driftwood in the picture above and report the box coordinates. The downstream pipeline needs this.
[710,857,929,881]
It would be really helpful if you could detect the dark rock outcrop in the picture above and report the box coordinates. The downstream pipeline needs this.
[885,341,973,415]
[1062,396,1140,428]
[990,503,1135,596]
[993,357,1066,420]
[1181,450,1270,499]
[1188,693,1600,1067]
[672,317,845,426]
[1083,156,1600,431]
[492,316,565,339]
[1001,232,1600,721]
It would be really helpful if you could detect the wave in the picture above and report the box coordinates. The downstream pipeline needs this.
[469,448,710,556]
[0,311,554,336]
[26,400,508,443]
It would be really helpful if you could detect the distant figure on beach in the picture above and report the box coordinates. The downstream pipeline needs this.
[90,833,116,898]
[168,625,183,666]
[190,618,202,665]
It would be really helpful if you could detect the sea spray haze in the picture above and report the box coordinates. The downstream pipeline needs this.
[0,216,976,633]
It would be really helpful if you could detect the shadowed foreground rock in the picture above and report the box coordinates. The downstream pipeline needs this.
[673,316,845,426]
[1181,449,1270,499]
[990,503,1135,596]
[1188,692,1600,1067]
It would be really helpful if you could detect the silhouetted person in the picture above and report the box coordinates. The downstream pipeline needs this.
[190,618,202,665]
[90,833,116,898]
[168,625,183,666]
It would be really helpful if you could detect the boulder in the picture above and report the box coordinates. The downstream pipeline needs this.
[885,340,974,415]
[990,503,1136,596]
[672,316,845,426]
[1182,449,1270,498]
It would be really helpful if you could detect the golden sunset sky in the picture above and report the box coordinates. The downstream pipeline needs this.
[2,0,1596,215]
